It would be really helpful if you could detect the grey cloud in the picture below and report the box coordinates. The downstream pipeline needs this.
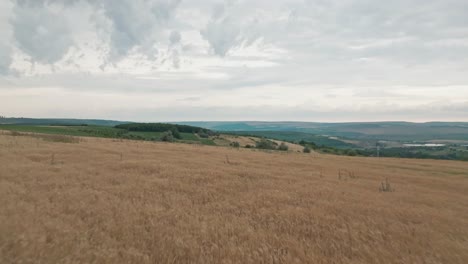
[172,50,180,68]
[84,101,468,122]
[9,0,183,66]
[11,1,74,64]
[6,0,468,66]
[15,0,82,7]
[264,0,468,68]
[0,43,12,75]
[94,0,181,61]
[211,3,225,20]
[1,0,468,121]
[352,89,407,98]
[201,1,263,56]
[179,96,201,102]
[202,16,241,56]
[169,30,181,45]
[0,72,217,93]
[427,101,468,112]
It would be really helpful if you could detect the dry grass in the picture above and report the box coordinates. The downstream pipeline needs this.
[269,139,305,152]
[1,131,468,263]
[214,135,307,153]
[7,130,81,143]
[214,135,258,148]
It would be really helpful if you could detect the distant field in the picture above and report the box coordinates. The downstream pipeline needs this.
[1,131,467,263]
[3,125,468,161]
[227,131,356,148]
[0,125,304,151]
[0,124,122,137]
[0,125,214,145]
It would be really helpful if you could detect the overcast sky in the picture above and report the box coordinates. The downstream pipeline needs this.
[1,0,467,122]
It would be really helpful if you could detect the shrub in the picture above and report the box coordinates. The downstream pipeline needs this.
[303,146,311,153]
[160,131,175,142]
[255,139,277,150]
[170,128,181,139]
[245,144,252,148]
[198,130,210,138]
[344,149,357,156]
[379,178,394,192]
[278,142,289,151]
[230,141,240,148]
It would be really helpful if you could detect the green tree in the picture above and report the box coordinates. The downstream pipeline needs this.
[160,130,175,142]
[278,142,289,151]
[255,139,277,150]
[170,128,181,139]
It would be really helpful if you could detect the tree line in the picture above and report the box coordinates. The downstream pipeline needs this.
[115,123,216,139]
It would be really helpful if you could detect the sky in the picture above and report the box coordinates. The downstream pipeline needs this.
[0,0,468,122]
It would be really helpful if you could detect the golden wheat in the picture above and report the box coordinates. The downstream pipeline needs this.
[1,131,467,263]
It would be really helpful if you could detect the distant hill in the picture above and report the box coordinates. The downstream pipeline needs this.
[3,118,468,142]
[227,131,355,148]
[175,121,468,141]
[116,122,213,134]
[0,117,128,127]
[2,119,468,161]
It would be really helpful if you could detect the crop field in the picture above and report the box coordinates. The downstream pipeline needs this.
[1,131,468,263]
[0,125,214,145]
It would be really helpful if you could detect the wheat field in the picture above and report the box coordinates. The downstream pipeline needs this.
[1,131,468,263]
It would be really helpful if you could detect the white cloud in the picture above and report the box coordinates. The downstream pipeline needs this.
[0,0,467,121]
